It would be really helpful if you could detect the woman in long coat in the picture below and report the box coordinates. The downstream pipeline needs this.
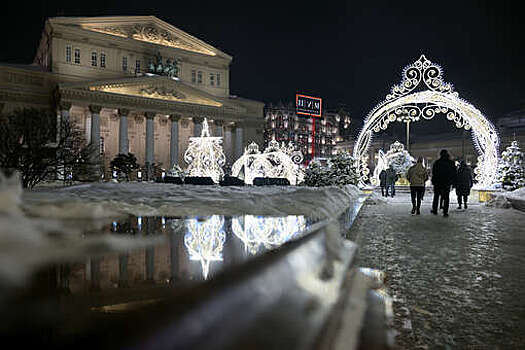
[455,161,473,209]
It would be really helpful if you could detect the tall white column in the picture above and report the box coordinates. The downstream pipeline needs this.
[193,116,204,137]
[235,122,244,159]
[169,114,181,168]
[118,108,129,155]
[224,125,233,164]
[214,120,223,137]
[145,112,155,179]
[89,105,102,150]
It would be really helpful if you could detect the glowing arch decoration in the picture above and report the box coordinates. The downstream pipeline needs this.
[184,215,226,279]
[231,140,304,185]
[353,55,499,189]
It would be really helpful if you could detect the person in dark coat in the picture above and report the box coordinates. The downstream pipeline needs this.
[379,169,387,197]
[431,149,457,217]
[385,165,398,197]
[455,160,473,209]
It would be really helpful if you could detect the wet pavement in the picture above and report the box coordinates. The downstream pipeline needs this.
[348,192,525,349]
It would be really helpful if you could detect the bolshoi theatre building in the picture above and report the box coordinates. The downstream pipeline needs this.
[0,16,265,174]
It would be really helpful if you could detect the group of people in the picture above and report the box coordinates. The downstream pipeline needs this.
[379,166,399,197]
[379,149,474,217]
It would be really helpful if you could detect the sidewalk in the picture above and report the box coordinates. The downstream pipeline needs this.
[348,192,525,349]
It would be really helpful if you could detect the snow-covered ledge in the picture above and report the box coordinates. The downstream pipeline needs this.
[23,182,361,220]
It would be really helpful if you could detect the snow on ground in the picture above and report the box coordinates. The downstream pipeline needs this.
[1,176,361,288]
[23,182,361,219]
[349,191,525,348]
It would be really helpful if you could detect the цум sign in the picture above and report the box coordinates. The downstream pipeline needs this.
[296,94,322,162]
[296,94,322,117]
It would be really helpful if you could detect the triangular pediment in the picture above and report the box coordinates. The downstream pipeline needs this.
[61,76,244,112]
[50,16,229,58]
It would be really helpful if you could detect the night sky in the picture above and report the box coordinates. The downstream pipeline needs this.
[2,1,524,125]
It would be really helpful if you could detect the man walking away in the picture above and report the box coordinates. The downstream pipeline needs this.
[385,165,398,197]
[407,156,429,215]
[379,168,387,197]
[455,160,473,209]
[431,149,457,217]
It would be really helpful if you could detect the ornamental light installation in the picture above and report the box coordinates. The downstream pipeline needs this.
[353,55,499,189]
[184,118,226,183]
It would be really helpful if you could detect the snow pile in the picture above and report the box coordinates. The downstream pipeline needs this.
[487,187,525,211]
[24,182,361,220]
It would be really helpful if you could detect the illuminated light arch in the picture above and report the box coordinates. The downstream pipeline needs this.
[353,55,499,189]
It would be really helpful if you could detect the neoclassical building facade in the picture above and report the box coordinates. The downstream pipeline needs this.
[0,16,264,174]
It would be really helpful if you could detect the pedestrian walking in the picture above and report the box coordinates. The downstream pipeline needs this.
[431,149,457,217]
[407,156,429,215]
[379,169,387,197]
[455,160,473,209]
[385,165,398,197]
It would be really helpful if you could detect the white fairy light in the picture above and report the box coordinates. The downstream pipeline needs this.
[353,55,499,189]
[184,118,226,183]
[183,215,225,280]
[232,215,307,255]
[231,140,304,185]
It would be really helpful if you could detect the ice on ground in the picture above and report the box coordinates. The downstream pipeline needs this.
[23,182,361,220]
[365,192,388,205]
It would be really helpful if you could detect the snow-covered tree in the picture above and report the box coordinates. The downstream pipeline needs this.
[302,153,359,187]
[498,140,525,190]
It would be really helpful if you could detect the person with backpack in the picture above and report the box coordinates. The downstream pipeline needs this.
[455,160,474,209]
[407,156,429,215]
[431,149,457,217]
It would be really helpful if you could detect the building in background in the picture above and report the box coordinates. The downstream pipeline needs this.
[264,102,351,163]
[0,16,264,177]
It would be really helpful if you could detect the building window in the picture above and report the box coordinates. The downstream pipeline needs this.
[209,73,215,86]
[216,73,221,87]
[74,48,80,65]
[91,51,97,67]
[100,52,106,68]
[66,45,72,63]
[122,56,128,72]
[135,59,141,74]
[191,69,196,83]
[197,71,202,84]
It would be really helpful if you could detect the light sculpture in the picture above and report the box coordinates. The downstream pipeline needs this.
[232,215,307,255]
[184,118,226,183]
[183,215,225,279]
[353,55,499,189]
[231,140,304,185]
[372,141,415,185]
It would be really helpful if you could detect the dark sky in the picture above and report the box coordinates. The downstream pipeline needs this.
[2,1,524,123]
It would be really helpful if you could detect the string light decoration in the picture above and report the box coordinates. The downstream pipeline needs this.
[184,118,226,183]
[231,139,304,185]
[371,141,415,185]
[232,215,307,255]
[353,55,500,189]
[183,215,225,279]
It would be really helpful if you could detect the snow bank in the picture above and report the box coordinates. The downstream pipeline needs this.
[486,187,525,212]
[24,182,361,220]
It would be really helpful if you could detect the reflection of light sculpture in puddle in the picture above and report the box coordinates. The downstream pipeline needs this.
[232,215,307,255]
[184,215,225,279]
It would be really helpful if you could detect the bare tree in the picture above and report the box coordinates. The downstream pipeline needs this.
[0,108,96,189]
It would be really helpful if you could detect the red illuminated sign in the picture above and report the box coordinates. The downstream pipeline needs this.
[296,94,322,117]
